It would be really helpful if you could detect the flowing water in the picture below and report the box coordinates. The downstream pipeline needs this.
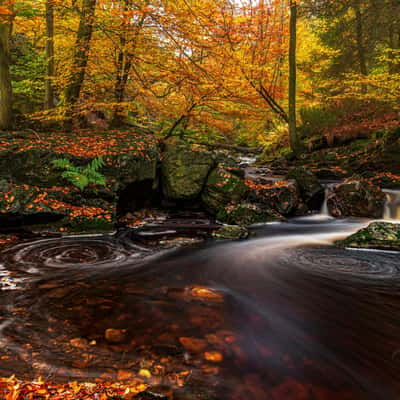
[1,218,400,399]
[384,189,400,220]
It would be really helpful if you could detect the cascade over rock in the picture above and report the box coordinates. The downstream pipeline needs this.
[286,167,324,210]
[327,177,385,218]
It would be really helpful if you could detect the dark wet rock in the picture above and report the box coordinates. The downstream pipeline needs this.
[327,177,385,218]
[161,140,215,201]
[105,328,127,344]
[286,167,324,210]
[202,166,248,214]
[336,222,400,251]
[216,202,281,226]
[212,225,249,240]
[247,181,301,216]
[314,167,347,181]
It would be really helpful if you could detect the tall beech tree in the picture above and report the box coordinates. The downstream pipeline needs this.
[44,0,55,109]
[289,0,299,153]
[110,0,149,127]
[63,0,97,127]
[0,0,13,130]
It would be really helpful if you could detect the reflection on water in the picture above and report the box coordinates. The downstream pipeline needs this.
[1,219,400,399]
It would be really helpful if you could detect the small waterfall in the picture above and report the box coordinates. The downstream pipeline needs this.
[383,189,400,220]
[320,183,336,216]
[320,189,329,216]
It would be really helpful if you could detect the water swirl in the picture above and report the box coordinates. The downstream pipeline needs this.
[1,235,152,275]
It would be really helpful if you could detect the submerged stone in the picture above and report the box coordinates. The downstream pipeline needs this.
[212,225,249,240]
[216,202,281,226]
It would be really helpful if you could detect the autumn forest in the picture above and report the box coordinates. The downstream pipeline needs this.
[1,0,400,399]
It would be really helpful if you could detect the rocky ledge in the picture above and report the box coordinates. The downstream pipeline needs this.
[0,130,393,240]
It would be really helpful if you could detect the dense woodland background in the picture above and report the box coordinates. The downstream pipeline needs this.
[0,0,399,154]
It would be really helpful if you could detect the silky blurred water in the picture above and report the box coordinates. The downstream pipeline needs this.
[0,218,400,399]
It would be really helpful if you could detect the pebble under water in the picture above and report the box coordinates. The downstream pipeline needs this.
[1,218,400,399]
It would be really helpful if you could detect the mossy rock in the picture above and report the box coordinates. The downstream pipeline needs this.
[0,149,67,188]
[336,222,400,251]
[216,202,281,226]
[161,140,215,200]
[247,181,301,216]
[327,177,385,218]
[212,225,249,240]
[202,166,248,214]
[286,167,324,210]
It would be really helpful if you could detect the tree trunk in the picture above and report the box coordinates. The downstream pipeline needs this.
[288,0,299,154]
[63,0,97,128]
[44,0,55,109]
[111,38,132,127]
[0,2,12,130]
[388,0,400,74]
[111,0,145,128]
[353,0,368,92]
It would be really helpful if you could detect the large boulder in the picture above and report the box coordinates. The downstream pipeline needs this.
[161,140,215,201]
[216,202,281,226]
[202,166,248,214]
[327,177,385,218]
[247,180,301,216]
[336,222,400,251]
[286,167,324,210]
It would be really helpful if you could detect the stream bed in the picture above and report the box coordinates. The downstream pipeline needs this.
[0,217,400,399]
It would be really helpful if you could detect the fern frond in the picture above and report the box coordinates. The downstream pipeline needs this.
[52,158,72,170]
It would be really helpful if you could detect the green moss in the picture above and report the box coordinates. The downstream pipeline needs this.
[336,222,400,251]
[161,141,215,200]
[202,167,248,214]
[216,202,280,226]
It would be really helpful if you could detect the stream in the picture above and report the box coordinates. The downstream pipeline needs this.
[1,214,400,399]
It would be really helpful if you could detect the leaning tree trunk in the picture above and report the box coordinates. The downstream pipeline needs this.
[288,0,299,155]
[0,2,13,130]
[44,0,55,109]
[63,0,96,129]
